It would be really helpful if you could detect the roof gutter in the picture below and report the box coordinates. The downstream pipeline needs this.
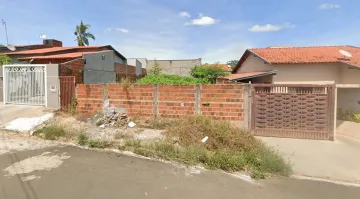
[229,70,277,82]
[102,45,127,61]
[340,61,360,70]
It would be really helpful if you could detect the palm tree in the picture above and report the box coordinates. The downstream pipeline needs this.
[74,20,95,46]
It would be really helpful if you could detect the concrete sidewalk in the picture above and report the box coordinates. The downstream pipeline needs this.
[259,136,360,184]
[0,104,51,126]
[1,146,360,199]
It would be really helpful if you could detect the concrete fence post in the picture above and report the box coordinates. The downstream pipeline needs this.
[195,84,201,115]
[103,84,108,102]
[243,84,251,129]
[153,84,159,118]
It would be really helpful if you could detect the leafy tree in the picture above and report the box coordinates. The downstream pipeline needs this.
[0,44,5,47]
[0,54,12,66]
[74,20,96,46]
[226,60,238,69]
[190,64,230,84]
[148,61,163,75]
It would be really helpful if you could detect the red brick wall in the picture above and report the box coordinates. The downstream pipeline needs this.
[77,84,246,121]
[107,84,154,116]
[114,62,146,82]
[59,59,85,84]
[201,85,244,121]
[77,84,104,113]
[158,85,197,118]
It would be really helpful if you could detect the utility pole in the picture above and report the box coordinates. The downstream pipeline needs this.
[2,19,9,45]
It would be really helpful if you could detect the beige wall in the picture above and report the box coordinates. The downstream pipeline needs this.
[337,88,360,113]
[45,64,60,109]
[236,54,360,84]
[147,58,202,76]
[339,65,360,84]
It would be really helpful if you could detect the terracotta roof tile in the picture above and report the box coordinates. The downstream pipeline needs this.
[18,50,112,60]
[5,46,102,55]
[249,45,360,68]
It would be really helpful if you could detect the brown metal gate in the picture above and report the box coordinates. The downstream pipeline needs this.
[59,76,76,112]
[251,84,335,140]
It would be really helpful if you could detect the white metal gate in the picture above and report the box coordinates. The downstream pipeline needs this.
[3,65,46,106]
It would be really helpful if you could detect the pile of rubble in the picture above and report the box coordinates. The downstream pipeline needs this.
[95,101,131,128]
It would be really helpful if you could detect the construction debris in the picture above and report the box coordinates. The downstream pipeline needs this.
[95,101,129,128]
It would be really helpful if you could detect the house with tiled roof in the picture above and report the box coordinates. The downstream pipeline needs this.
[1,39,145,84]
[223,45,360,115]
[224,45,360,85]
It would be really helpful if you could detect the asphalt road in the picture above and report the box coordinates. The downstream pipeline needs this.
[1,146,360,199]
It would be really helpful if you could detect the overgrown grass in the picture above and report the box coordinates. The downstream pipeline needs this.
[120,116,292,179]
[147,118,178,130]
[338,111,360,123]
[78,133,89,146]
[114,132,133,140]
[34,125,67,140]
[77,133,113,149]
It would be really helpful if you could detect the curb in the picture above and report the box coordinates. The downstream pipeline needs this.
[292,175,360,187]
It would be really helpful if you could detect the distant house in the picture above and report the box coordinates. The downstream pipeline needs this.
[203,63,232,72]
[2,39,144,84]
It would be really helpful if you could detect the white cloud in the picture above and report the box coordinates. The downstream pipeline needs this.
[179,11,191,18]
[248,23,294,32]
[318,4,341,10]
[116,28,129,33]
[105,28,129,34]
[186,14,219,26]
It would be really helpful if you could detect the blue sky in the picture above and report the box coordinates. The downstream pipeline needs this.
[0,0,358,63]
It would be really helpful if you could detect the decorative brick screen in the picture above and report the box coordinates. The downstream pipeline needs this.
[251,84,335,140]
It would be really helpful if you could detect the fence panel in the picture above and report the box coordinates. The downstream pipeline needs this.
[251,84,335,140]
[3,65,46,106]
[59,76,75,111]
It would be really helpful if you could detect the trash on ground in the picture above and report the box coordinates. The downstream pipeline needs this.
[99,124,105,129]
[128,121,136,128]
[5,113,54,132]
[201,136,209,143]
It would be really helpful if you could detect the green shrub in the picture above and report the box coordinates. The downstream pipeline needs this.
[143,116,291,178]
[87,139,113,148]
[190,64,230,84]
[137,74,208,85]
[338,111,360,123]
[34,125,66,140]
[77,133,89,146]
[0,54,11,66]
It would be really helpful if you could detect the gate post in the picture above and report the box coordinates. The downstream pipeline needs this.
[329,84,337,141]
[243,84,251,129]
